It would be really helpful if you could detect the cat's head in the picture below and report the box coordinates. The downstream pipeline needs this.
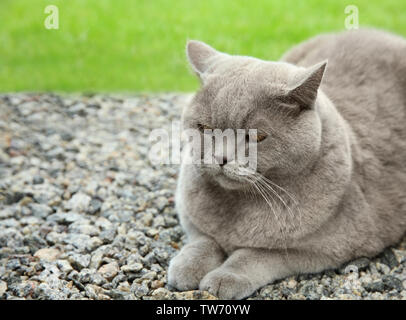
[182,40,327,190]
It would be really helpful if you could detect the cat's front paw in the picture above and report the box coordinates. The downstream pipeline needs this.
[199,269,255,300]
[167,253,205,291]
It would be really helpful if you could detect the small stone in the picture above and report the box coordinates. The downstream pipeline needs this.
[29,203,53,218]
[78,268,94,284]
[46,147,66,161]
[287,279,297,289]
[382,275,403,292]
[393,249,406,264]
[67,193,91,212]
[0,280,7,297]
[105,289,132,300]
[33,176,44,184]
[121,263,143,273]
[88,198,103,215]
[151,280,164,289]
[35,282,67,299]
[98,262,119,280]
[146,228,159,237]
[46,231,64,244]
[99,229,116,243]
[376,262,390,275]
[173,290,217,300]
[364,280,385,293]
[111,273,127,288]
[56,260,73,273]
[34,248,61,262]
[20,196,33,206]
[116,281,131,292]
[152,248,169,265]
[63,233,102,252]
[4,192,24,205]
[153,216,165,228]
[47,212,84,225]
[60,131,74,142]
[343,257,370,273]
[140,212,153,226]
[131,281,149,298]
[151,287,172,299]
[69,223,99,236]
[68,253,91,270]
[141,271,157,280]
[68,102,87,116]
[95,217,113,230]
[85,284,101,300]
[89,249,105,269]
[71,279,86,292]
[380,248,400,269]
[89,273,107,286]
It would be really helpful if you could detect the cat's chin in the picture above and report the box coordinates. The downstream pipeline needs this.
[199,165,254,190]
[212,173,249,190]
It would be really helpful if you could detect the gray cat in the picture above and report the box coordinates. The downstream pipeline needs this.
[167,29,406,299]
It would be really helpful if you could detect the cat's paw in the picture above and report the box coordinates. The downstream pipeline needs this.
[199,269,255,300]
[167,240,226,291]
[167,253,205,291]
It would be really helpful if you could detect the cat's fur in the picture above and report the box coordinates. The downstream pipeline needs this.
[168,29,406,299]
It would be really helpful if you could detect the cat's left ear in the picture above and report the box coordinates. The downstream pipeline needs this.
[287,60,328,110]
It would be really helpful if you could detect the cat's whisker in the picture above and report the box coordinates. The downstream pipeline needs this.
[238,174,288,252]
[239,167,302,236]
[261,175,299,206]
[258,175,303,232]
[253,179,291,258]
[256,176,296,222]
[247,177,289,248]
[256,178,298,239]
[240,177,257,201]
[236,167,299,216]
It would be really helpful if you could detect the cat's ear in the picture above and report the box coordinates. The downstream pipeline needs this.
[287,60,327,110]
[186,40,221,78]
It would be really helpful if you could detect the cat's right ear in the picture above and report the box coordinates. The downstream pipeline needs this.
[186,40,221,79]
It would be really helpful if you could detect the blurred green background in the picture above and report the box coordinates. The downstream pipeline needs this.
[0,0,405,92]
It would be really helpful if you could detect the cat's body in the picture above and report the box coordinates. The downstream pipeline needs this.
[168,29,406,299]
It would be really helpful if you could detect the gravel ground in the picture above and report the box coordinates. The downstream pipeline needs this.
[0,93,406,300]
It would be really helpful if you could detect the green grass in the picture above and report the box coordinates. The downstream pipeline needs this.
[1,0,406,92]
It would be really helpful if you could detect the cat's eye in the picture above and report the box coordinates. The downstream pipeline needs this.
[197,123,212,132]
[245,133,267,143]
[256,134,267,142]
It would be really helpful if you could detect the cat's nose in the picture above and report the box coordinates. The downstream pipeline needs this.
[216,156,228,167]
